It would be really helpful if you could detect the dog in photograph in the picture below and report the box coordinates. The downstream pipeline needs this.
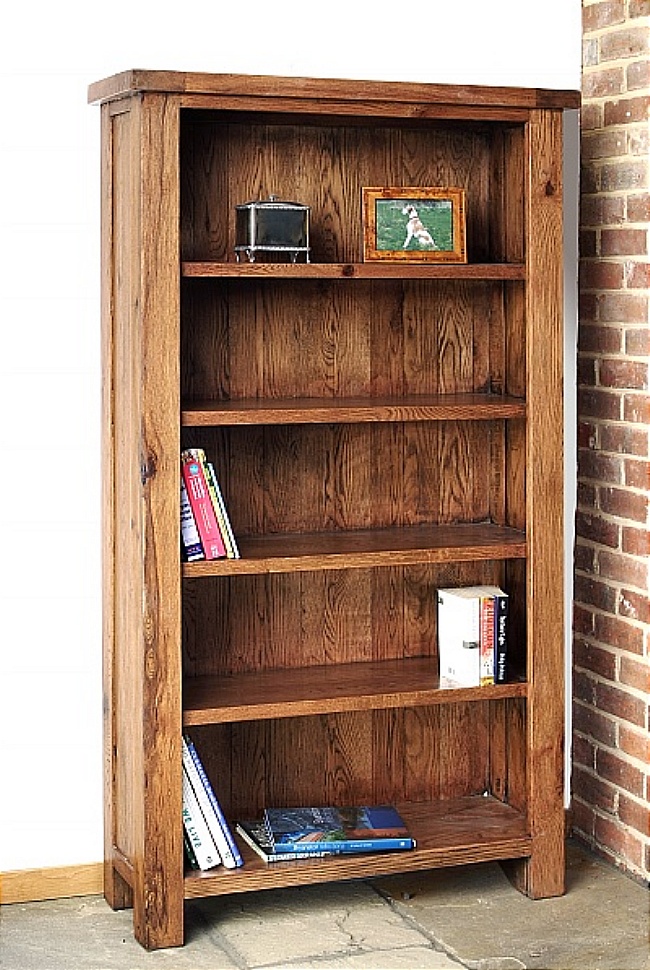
[401,203,438,250]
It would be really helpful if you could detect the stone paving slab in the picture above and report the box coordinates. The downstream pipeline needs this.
[370,843,650,970]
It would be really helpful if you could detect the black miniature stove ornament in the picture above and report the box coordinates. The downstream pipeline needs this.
[235,195,311,263]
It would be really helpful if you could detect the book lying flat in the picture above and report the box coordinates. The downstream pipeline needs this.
[263,805,415,855]
[236,819,327,863]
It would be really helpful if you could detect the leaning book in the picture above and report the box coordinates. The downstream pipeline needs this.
[263,805,415,855]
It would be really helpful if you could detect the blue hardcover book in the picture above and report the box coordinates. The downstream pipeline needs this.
[263,805,415,855]
[183,736,244,868]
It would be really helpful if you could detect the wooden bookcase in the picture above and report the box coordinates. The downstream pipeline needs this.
[89,70,580,950]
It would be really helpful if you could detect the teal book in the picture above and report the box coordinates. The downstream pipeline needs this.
[263,805,415,855]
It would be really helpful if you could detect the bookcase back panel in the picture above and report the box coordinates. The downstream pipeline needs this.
[181,560,509,678]
[187,700,523,819]
[180,117,524,264]
[182,420,506,535]
[181,280,512,402]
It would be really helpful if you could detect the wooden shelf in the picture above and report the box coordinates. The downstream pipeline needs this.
[182,523,527,577]
[183,657,527,725]
[183,795,531,898]
[182,261,527,280]
[182,392,526,427]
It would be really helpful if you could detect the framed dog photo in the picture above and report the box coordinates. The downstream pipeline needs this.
[362,187,467,263]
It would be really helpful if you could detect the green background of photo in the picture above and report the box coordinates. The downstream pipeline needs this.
[375,198,454,251]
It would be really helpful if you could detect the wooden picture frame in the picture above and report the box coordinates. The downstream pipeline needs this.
[362,187,467,263]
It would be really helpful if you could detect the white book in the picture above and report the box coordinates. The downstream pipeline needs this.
[182,767,221,870]
[437,586,484,687]
[182,737,242,868]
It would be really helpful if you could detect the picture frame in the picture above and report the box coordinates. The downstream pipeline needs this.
[362,187,467,263]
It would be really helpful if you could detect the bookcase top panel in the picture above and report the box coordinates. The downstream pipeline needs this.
[88,69,581,112]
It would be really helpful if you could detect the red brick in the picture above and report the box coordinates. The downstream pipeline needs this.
[580,229,598,257]
[573,603,596,637]
[628,124,650,157]
[599,549,648,587]
[623,394,650,423]
[595,683,647,730]
[596,746,646,792]
[582,127,627,160]
[600,422,649,455]
[624,457,650,488]
[571,800,597,841]
[578,481,598,508]
[594,611,645,654]
[581,103,604,131]
[578,449,623,482]
[619,724,650,763]
[574,637,618,679]
[574,573,619,613]
[579,324,623,354]
[578,386,622,420]
[575,509,620,545]
[573,732,597,769]
[573,698,618,746]
[577,419,599,449]
[601,161,648,192]
[579,355,598,386]
[583,0,625,30]
[598,292,649,324]
[581,193,625,226]
[627,60,650,90]
[580,259,625,290]
[622,525,650,556]
[618,795,650,837]
[627,193,650,222]
[600,485,649,522]
[579,292,599,322]
[629,0,650,17]
[625,263,650,289]
[594,814,644,868]
[601,30,650,64]
[572,765,618,813]
[625,328,650,358]
[601,228,647,256]
[583,69,626,102]
[599,358,649,389]
[620,656,650,693]
[574,668,598,706]
[618,588,650,625]
[574,541,596,572]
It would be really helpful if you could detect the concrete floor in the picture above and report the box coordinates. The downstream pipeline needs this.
[1,842,648,970]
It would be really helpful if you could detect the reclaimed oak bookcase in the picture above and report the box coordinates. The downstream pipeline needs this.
[89,70,580,949]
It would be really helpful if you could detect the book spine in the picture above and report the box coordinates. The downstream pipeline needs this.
[234,824,326,862]
[437,590,481,686]
[183,737,243,869]
[180,479,204,562]
[494,593,509,684]
[181,767,221,871]
[270,837,415,855]
[479,594,495,686]
[206,461,240,559]
[181,450,227,560]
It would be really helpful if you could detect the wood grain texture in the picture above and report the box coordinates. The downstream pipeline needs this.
[96,71,572,948]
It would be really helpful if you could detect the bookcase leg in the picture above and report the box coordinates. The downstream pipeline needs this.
[104,863,132,911]
[132,879,185,950]
[502,840,566,899]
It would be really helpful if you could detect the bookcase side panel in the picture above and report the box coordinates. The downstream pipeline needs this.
[104,98,146,906]
[516,108,566,899]
[136,93,184,949]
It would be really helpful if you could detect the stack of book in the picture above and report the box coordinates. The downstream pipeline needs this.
[437,585,509,687]
[180,448,239,561]
[181,735,244,871]
[236,805,415,862]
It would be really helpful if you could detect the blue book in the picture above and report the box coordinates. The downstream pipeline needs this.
[182,736,244,868]
[263,805,415,855]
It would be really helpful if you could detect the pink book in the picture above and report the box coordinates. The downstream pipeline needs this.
[181,452,227,559]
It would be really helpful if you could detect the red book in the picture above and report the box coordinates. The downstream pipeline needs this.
[181,451,227,560]
[479,593,495,686]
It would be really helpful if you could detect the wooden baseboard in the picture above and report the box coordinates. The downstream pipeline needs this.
[0,863,104,905]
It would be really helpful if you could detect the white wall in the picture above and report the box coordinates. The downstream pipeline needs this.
[0,0,582,872]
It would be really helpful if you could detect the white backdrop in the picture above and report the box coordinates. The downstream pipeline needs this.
[0,0,581,871]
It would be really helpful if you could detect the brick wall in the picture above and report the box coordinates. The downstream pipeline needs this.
[575,0,650,882]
